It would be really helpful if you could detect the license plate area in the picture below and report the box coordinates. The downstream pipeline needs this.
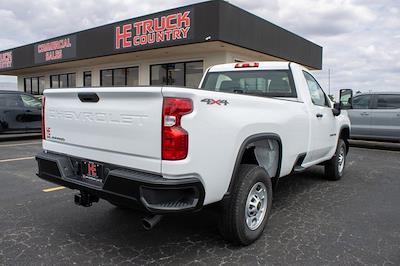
[81,161,103,183]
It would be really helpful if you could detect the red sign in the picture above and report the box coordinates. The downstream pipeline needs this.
[0,51,12,69]
[37,38,71,61]
[115,11,191,49]
[34,35,77,63]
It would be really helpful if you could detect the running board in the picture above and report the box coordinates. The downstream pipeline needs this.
[292,166,306,173]
[291,153,307,174]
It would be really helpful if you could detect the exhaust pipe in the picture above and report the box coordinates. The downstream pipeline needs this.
[142,215,163,230]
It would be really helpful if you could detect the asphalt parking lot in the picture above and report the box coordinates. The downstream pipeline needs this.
[0,140,399,265]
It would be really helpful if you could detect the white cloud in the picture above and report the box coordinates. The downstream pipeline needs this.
[0,0,399,94]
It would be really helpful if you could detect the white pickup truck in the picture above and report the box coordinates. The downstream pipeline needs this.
[36,62,352,245]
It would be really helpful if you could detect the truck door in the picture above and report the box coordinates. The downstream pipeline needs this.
[347,94,372,138]
[0,93,26,133]
[303,72,336,162]
[369,94,400,141]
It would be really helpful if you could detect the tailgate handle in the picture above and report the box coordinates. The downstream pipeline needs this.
[78,93,99,103]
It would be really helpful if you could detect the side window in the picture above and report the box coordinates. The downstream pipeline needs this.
[376,94,400,109]
[352,95,371,109]
[20,94,41,109]
[0,94,23,108]
[303,71,329,107]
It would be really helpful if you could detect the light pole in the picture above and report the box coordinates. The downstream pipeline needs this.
[328,68,331,96]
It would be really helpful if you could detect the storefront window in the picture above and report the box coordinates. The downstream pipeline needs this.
[31,77,39,94]
[150,65,167,85]
[24,76,45,95]
[150,61,203,87]
[101,70,113,86]
[185,61,203,88]
[127,67,139,86]
[59,74,68,88]
[113,68,126,86]
[51,75,59,88]
[100,67,138,87]
[83,71,92,87]
[168,63,184,86]
[24,78,31,93]
[68,73,76,87]
[50,73,76,88]
[39,77,45,94]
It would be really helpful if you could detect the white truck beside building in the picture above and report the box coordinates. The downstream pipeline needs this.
[36,62,352,245]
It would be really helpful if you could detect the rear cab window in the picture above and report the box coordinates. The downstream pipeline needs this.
[200,70,297,98]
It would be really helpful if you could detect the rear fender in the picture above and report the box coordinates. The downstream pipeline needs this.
[224,133,282,197]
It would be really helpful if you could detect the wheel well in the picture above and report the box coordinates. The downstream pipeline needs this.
[225,135,282,196]
[340,127,350,153]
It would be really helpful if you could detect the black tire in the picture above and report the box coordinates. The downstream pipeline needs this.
[219,164,273,245]
[324,139,347,181]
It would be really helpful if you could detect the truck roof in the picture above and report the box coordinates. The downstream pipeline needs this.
[208,61,292,72]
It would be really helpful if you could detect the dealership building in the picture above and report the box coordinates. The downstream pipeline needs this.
[0,0,322,95]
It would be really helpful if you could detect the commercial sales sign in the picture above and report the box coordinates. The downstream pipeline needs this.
[115,10,193,50]
[34,35,77,64]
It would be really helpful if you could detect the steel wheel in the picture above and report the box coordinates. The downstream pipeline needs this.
[245,182,268,231]
[338,146,345,174]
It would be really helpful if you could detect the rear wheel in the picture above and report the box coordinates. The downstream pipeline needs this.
[219,164,273,245]
[325,139,347,180]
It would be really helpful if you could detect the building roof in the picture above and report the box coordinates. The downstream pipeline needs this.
[0,0,323,75]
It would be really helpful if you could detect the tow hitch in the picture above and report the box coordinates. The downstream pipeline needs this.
[74,191,99,207]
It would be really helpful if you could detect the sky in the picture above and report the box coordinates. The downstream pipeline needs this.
[0,0,399,95]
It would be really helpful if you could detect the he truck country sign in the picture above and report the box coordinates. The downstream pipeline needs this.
[34,35,77,64]
[115,10,192,49]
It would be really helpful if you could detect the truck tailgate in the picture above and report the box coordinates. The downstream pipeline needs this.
[43,87,163,173]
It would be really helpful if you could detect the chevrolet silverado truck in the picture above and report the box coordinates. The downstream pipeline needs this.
[36,62,352,245]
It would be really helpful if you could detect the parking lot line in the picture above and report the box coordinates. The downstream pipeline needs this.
[0,156,35,163]
[43,186,65,192]
[0,141,41,148]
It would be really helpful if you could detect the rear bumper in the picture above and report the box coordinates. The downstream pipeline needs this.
[35,151,205,214]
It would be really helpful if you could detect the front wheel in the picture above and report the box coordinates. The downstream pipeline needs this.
[324,139,347,180]
[219,164,273,245]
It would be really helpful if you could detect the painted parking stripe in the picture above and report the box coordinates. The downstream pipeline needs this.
[43,186,65,192]
[0,141,41,148]
[0,156,35,163]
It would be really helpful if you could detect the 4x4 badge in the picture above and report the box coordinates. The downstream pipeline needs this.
[201,98,229,106]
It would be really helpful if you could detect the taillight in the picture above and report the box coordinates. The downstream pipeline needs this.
[41,96,45,139]
[235,62,259,68]
[162,97,193,160]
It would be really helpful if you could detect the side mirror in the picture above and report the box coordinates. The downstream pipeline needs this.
[332,89,353,116]
[332,102,341,116]
[339,89,353,110]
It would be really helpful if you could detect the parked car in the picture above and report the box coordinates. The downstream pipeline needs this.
[0,91,42,135]
[36,62,352,245]
[348,92,400,142]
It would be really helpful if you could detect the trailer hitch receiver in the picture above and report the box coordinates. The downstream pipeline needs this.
[74,191,99,207]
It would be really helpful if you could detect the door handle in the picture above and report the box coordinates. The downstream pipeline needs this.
[361,112,369,116]
[316,113,323,118]
[25,110,32,113]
